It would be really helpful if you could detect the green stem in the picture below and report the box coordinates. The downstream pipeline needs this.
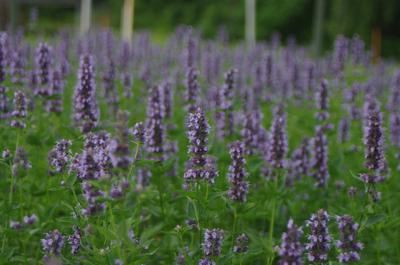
[9,131,20,206]
[231,206,237,264]
[267,171,279,265]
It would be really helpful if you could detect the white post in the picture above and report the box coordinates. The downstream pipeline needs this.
[121,0,135,43]
[245,0,256,48]
[80,0,92,36]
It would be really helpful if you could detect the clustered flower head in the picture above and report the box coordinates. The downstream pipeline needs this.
[109,110,132,169]
[71,147,101,181]
[102,59,118,114]
[145,85,165,161]
[10,91,27,129]
[344,83,360,120]
[48,139,71,173]
[70,132,112,180]
[23,214,38,225]
[185,67,199,113]
[310,126,329,187]
[12,147,31,176]
[81,181,105,216]
[363,97,385,172]
[390,112,400,149]
[276,218,304,265]
[132,122,145,143]
[10,49,25,84]
[233,233,249,253]
[289,137,310,182]
[35,42,52,91]
[161,80,173,120]
[227,141,249,202]
[41,229,64,257]
[73,54,99,133]
[10,214,38,230]
[338,116,350,143]
[361,96,386,201]
[268,104,288,169]
[315,79,329,121]
[0,33,6,84]
[215,68,236,138]
[241,107,263,155]
[336,215,363,263]
[45,69,64,113]
[198,228,224,265]
[184,29,196,69]
[68,226,81,255]
[387,70,400,113]
[305,209,331,263]
[184,107,218,184]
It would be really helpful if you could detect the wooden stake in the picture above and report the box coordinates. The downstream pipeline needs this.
[245,0,256,48]
[121,0,135,43]
[80,0,92,36]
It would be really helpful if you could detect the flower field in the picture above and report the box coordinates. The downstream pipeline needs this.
[0,28,399,264]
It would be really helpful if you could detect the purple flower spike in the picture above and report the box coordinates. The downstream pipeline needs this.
[336,215,363,263]
[10,91,27,129]
[241,107,263,155]
[338,117,350,143]
[276,218,304,265]
[161,80,173,120]
[185,67,199,113]
[305,209,331,263]
[227,141,249,202]
[23,214,38,225]
[310,126,329,187]
[68,226,81,255]
[0,33,6,83]
[10,49,25,85]
[45,69,64,113]
[48,139,71,173]
[73,54,99,133]
[81,181,105,216]
[216,68,236,139]
[184,107,218,184]
[390,113,400,148]
[102,59,118,114]
[132,122,146,143]
[10,220,22,230]
[109,111,132,169]
[35,42,52,92]
[363,97,385,172]
[202,228,224,257]
[290,137,310,181]
[145,85,165,161]
[41,229,64,257]
[315,79,329,121]
[233,233,249,253]
[198,259,216,265]
[268,104,288,169]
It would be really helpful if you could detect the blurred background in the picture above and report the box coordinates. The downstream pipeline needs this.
[1,0,400,58]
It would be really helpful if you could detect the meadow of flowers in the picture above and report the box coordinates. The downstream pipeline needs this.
[0,27,399,264]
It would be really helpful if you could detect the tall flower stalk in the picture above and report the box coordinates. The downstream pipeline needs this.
[361,96,386,202]
[73,54,99,133]
[336,215,363,263]
[215,68,236,139]
[227,141,249,202]
[276,218,304,265]
[310,126,329,188]
[145,85,165,161]
[184,107,218,185]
